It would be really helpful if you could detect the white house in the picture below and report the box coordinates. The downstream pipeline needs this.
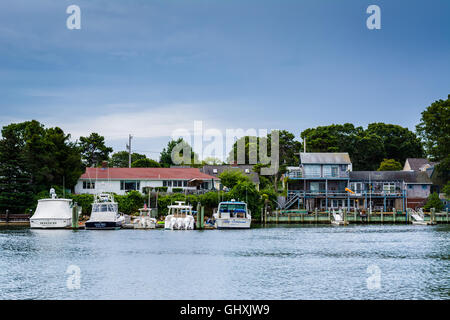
[75,167,220,195]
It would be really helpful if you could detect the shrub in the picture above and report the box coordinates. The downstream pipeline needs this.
[424,192,444,211]
[172,188,184,193]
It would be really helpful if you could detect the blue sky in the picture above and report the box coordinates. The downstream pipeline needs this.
[0,0,449,160]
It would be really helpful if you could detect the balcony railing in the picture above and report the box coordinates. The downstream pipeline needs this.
[288,190,404,197]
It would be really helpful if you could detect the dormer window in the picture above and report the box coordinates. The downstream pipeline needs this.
[213,169,218,174]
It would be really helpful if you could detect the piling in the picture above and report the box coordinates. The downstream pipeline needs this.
[71,203,79,229]
[431,208,435,224]
[200,206,204,229]
[315,208,318,223]
[5,210,9,223]
[343,208,347,225]
[381,210,384,223]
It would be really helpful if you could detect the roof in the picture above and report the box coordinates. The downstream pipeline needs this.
[349,171,432,184]
[300,152,351,164]
[80,167,220,181]
[201,165,260,184]
[404,158,437,171]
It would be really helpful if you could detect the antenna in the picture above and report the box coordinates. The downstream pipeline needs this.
[126,134,133,168]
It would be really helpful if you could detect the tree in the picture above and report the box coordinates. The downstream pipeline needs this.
[366,123,424,164]
[202,157,223,165]
[159,138,199,167]
[443,182,450,199]
[110,151,147,167]
[378,159,402,171]
[218,170,251,189]
[132,158,161,168]
[423,192,444,211]
[78,133,113,167]
[416,94,450,181]
[0,124,34,213]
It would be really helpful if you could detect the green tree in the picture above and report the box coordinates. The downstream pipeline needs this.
[159,138,199,167]
[378,159,402,171]
[367,123,424,164]
[79,133,113,167]
[0,124,34,213]
[423,192,444,211]
[218,169,251,189]
[131,158,161,168]
[416,94,450,181]
[109,151,147,168]
[442,182,450,199]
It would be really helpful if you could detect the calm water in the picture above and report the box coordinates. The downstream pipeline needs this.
[0,224,449,300]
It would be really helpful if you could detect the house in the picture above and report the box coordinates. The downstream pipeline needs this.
[285,152,432,212]
[285,153,352,211]
[403,158,437,173]
[75,167,220,195]
[200,164,260,190]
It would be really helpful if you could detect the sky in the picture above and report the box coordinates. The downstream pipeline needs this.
[0,0,449,161]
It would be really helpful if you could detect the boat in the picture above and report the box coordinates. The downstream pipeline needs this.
[133,206,157,229]
[30,188,77,229]
[331,208,348,226]
[213,199,251,229]
[164,201,195,230]
[85,193,125,230]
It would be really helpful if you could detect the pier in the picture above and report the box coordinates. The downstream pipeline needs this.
[261,208,449,224]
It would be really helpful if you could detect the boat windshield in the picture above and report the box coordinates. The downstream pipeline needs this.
[92,203,118,213]
[219,203,246,213]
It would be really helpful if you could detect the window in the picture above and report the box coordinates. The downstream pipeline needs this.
[83,181,95,189]
[331,166,338,177]
[408,185,413,189]
[120,180,140,191]
[213,169,218,174]
[245,169,250,173]
[422,185,427,190]
[304,165,321,177]
[183,181,188,187]
[163,180,172,187]
[341,165,348,172]
[383,183,395,194]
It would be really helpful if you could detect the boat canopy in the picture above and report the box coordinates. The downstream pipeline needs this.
[32,199,73,219]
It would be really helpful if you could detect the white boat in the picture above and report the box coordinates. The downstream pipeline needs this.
[213,199,251,229]
[134,207,157,229]
[85,193,125,230]
[331,208,348,226]
[164,201,195,230]
[30,188,75,229]
[410,208,435,225]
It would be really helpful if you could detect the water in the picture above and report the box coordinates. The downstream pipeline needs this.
[0,224,449,300]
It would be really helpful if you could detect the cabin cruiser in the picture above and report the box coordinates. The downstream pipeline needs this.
[30,188,76,229]
[164,201,195,230]
[85,193,125,230]
[213,200,251,229]
[133,206,157,229]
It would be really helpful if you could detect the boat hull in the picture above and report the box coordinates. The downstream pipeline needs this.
[215,218,251,229]
[30,218,72,229]
[85,221,122,230]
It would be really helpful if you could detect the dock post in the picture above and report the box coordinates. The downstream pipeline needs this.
[261,208,263,224]
[394,209,396,223]
[315,208,318,223]
[431,208,435,224]
[446,208,448,223]
[72,203,79,229]
[276,209,279,224]
[5,209,9,223]
[381,210,384,224]
[327,209,330,223]
[200,206,204,229]
[343,208,347,225]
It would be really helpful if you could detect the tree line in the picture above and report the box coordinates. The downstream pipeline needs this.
[0,94,448,214]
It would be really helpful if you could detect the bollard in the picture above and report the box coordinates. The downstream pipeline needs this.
[343,208,347,224]
[200,206,204,229]
[431,208,435,224]
[72,203,79,229]
[315,208,318,223]
[5,209,9,223]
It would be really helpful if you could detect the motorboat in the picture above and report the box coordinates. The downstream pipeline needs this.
[213,199,251,229]
[164,201,195,230]
[133,206,157,229]
[85,193,125,230]
[30,188,77,229]
[331,208,348,226]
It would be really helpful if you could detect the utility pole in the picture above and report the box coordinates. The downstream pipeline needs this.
[126,134,133,168]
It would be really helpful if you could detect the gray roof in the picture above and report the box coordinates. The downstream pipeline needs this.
[300,152,351,164]
[350,171,432,184]
[201,165,260,184]
[404,158,437,171]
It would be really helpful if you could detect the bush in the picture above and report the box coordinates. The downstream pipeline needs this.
[228,181,261,219]
[172,188,184,193]
[71,194,94,215]
[155,187,168,192]
[424,192,444,211]
[115,191,145,215]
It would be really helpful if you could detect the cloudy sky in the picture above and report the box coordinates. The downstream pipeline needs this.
[0,0,449,160]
